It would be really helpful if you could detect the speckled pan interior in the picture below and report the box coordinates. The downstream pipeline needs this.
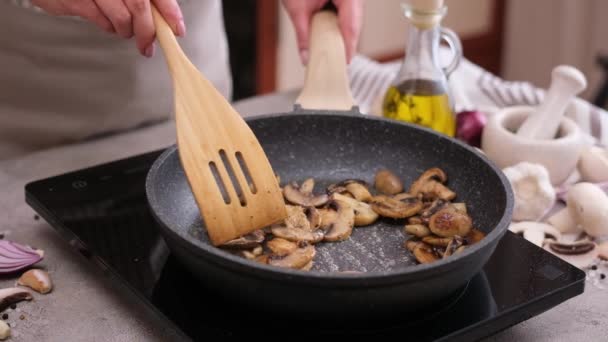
[147,112,512,274]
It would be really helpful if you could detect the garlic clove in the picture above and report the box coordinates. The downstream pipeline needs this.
[17,269,52,294]
[503,162,556,221]
[0,320,9,340]
[546,207,582,234]
[578,146,608,183]
[567,182,608,237]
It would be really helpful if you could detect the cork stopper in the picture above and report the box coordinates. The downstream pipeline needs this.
[402,0,446,29]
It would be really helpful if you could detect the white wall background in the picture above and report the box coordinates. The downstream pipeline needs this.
[276,0,494,91]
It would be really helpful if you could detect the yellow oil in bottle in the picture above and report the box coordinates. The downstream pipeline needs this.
[382,79,456,137]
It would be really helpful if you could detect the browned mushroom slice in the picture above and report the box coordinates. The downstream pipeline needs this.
[323,199,356,242]
[332,193,379,226]
[452,203,467,214]
[300,178,315,195]
[318,208,339,230]
[220,229,265,250]
[266,238,298,256]
[304,206,322,230]
[408,216,423,225]
[422,235,453,247]
[413,242,441,264]
[374,169,404,195]
[241,246,264,259]
[300,260,314,271]
[465,228,486,244]
[420,199,448,224]
[327,180,372,202]
[370,194,423,219]
[443,236,465,258]
[429,206,473,237]
[409,168,456,201]
[268,243,316,269]
[271,205,324,243]
[283,181,329,207]
[255,254,269,264]
[404,224,431,238]
[404,239,423,252]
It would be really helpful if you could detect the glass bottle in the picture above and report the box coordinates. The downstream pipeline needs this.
[382,2,462,137]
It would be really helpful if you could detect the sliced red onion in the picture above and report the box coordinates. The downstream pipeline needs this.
[456,110,487,147]
[0,240,43,274]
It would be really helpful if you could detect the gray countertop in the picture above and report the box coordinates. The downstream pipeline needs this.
[0,91,606,341]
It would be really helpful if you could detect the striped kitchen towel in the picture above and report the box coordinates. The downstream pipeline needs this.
[347,54,608,147]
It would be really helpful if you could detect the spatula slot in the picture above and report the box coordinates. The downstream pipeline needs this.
[209,161,231,204]
[219,150,247,206]
[235,151,257,194]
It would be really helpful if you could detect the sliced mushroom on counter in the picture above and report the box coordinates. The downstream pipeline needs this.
[219,229,265,250]
[404,224,431,238]
[422,235,453,247]
[323,200,356,242]
[409,168,456,201]
[544,241,599,269]
[271,205,325,243]
[374,169,404,195]
[370,194,423,219]
[266,238,298,256]
[332,193,379,226]
[429,206,472,237]
[268,243,316,269]
[443,236,465,258]
[0,288,33,312]
[283,180,329,207]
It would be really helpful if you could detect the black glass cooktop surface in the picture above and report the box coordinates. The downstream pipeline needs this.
[24,149,585,341]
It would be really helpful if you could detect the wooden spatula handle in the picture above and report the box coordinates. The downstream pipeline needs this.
[296,10,356,111]
[151,5,191,76]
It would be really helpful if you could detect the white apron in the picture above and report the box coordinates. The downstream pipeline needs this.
[0,0,232,159]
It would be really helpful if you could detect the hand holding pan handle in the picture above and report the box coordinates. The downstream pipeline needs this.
[295,5,356,111]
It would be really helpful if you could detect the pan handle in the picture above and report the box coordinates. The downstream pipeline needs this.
[295,9,357,111]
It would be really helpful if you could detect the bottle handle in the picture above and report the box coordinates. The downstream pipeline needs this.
[440,27,462,77]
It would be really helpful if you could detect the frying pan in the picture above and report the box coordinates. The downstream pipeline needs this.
[145,9,513,320]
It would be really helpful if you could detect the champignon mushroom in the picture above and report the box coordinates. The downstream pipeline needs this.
[304,206,322,230]
[219,229,265,250]
[420,199,448,224]
[412,242,441,264]
[0,288,32,312]
[452,203,467,214]
[300,260,314,271]
[323,199,356,242]
[327,180,372,202]
[567,182,608,238]
[443,236,465,258]
[332,193,379,226]
[268,243,316,269]
[404,239,422,252]
[544,240,599,269]
[404,224,431,238]
[422,235,453,247]
[409,168,456,201]
[241,245,263,259]
[429,206,472,237]
[370,194,423,219]
[271,205,325,243]
[300,178,315,195]
[374,169,404,195]
[465,228,486,245]
[283,180,329,207]
[408,216,423,225]
[266,238,298,256]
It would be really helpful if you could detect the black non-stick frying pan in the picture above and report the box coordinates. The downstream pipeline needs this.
[145,9,513,321]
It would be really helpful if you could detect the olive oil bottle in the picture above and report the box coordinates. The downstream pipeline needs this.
[382,0,462,137]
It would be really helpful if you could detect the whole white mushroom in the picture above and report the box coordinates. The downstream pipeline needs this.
[567,182,608,237]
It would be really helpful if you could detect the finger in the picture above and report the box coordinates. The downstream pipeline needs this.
[124,0,155,57]
[31,0,68,15]
[282,0,329,65]
[152,0,186,36]
[67,0,115,33]
[333,0,363,63]
[95,0,133,38]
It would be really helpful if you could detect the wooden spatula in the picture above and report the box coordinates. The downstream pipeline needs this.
[151,6,287,246]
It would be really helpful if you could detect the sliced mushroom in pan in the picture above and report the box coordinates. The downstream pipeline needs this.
[219,229,265,250]
[410,168,456,201]
[283,180,329,207]
[268,243,316,269]
[374,169,404,195]
[429,206,472,237]
[327,179,372,202]
[323,199,356,242]
[465,228,486,245]
[404,224,431,238]
[271,205,325,243]
[266,238,298,256]
[370,194,423,219]
[422,235,453,247]
[443,236,465,258]
[412,242,441,264]
[332,193,379,226]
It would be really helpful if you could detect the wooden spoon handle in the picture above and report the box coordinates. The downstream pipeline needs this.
[295,10,356,111]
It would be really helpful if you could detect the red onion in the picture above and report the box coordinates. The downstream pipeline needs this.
[456,110,487,147]
[0,240,43,274]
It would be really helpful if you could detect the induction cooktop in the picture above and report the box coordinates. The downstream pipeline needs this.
[24,149,586,341]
